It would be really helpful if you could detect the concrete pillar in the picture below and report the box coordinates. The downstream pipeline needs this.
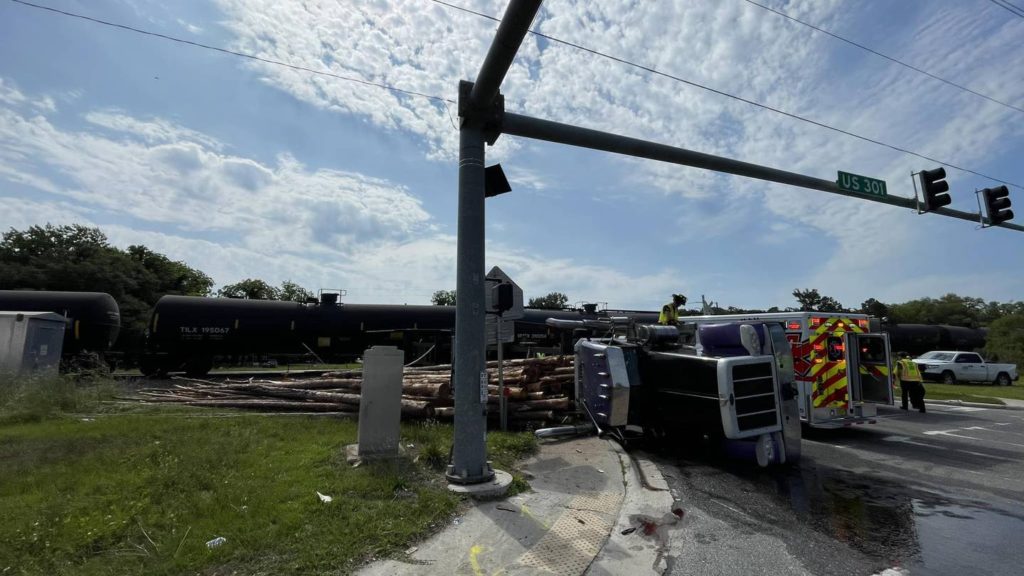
[356,346,405,459]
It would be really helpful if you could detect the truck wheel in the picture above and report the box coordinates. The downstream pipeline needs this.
[995,373,1011,387]
[942,371,956,385]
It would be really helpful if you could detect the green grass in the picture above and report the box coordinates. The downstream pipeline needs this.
[0,380,539,575]
[922,381,1024,404]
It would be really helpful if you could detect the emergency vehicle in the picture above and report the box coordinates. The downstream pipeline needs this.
[681,312,893,427]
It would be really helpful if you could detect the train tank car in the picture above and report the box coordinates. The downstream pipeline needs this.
[884,323,988,356]
[143,294,464,376]
[0,290,120,355]
[141,295,643,377]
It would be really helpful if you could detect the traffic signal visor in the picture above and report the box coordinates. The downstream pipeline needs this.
[919,167,951,211]
[983,185,1014,225]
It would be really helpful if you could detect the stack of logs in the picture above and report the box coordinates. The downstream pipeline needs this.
[135,356,575,424]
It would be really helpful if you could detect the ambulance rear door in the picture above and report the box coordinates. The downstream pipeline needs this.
[846,332,893,406]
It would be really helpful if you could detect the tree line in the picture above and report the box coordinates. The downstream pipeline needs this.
[2,224,1021,365]
[0,224,314,353]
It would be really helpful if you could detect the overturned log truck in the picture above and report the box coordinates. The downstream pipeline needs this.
[544,317,801,467]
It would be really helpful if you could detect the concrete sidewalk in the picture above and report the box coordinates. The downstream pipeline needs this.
[359,435,679,575]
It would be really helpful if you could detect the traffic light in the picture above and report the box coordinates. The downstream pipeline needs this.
[492,282,513,315]
[982,185,1014,225]
[918,167,950,211]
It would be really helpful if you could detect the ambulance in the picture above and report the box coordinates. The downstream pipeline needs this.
[681,312,893,427]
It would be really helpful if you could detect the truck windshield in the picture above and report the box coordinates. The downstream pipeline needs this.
[919,352,955,361]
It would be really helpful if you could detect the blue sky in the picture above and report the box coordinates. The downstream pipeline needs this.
[1,0,1021,310]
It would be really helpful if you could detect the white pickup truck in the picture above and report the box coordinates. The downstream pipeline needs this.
[913,351,1019,386]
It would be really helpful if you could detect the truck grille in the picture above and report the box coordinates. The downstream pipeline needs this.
[732,361,778,432]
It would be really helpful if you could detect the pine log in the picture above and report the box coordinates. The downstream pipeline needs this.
[509,397,570,411]
[183,400,357,413]
[402,382,451,398]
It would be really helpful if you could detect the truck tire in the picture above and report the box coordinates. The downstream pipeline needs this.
[942,371,957,385]
[995,372,1011,387]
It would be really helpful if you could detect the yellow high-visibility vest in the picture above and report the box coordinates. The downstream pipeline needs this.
[897,359,922,382]
[658,303,679,325]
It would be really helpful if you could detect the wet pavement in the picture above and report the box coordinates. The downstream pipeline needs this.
[650,403,1024,575]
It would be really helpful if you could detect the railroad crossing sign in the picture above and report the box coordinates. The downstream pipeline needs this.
[485,266,524,344]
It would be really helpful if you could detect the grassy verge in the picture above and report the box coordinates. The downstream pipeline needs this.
[0,379,538,575]
[921,382,1012,405]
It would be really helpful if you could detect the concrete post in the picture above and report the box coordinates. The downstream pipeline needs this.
[356,346,404,459]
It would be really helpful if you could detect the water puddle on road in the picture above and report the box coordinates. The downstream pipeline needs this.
[773,467,1024,575]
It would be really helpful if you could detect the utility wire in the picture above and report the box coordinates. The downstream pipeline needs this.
[430,0,1024,190]
[743,0,1024,115]
[988,0,1024,18]
[6,0,458,128]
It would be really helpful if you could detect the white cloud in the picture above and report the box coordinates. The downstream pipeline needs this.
[84,110,224,151]
[177,18,204,34]
[0,89,692,308]
[208,0,1022,299]
[0,78,57,112]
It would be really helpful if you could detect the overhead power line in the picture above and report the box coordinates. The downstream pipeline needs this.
[988,0,1024,19]
[430,0,1023,190]
[743,0,1024,115]
[6,0,457,122]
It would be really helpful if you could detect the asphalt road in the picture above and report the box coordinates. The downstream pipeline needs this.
[648,403,1024,576]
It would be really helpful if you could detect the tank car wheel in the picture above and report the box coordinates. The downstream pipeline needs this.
[184,357,214,378]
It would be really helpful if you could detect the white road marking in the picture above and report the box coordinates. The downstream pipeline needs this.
[923,429,1024,448]
[881,435,1015,460]
[962,425,1024,438]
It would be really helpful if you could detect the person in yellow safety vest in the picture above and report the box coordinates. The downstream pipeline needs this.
[658,294,687,325]
[895,351,926,413]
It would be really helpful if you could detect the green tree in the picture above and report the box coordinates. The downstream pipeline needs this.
[792,288,845,312]
[279,280,314,303]
[0,224,213,355]
[528,292,569,310]
[431,290,457,306]
[859,298,890,319]
[985,313,1024,366]
[792,288,822,312]
[888,294,986,327]
[218,279,281,300]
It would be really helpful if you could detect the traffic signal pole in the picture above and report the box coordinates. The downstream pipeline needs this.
[448,0,543,486]
[501,112,1024,232]
[451,0,1019,485]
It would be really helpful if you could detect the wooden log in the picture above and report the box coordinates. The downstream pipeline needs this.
[248,385,362,406]
[551,366,575,375]
[509,397,569,411]
[321,370,363,379]
[183,400,357,413]
[434,406,455,418]
[402,382,450,398]
[486,385,526,400]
